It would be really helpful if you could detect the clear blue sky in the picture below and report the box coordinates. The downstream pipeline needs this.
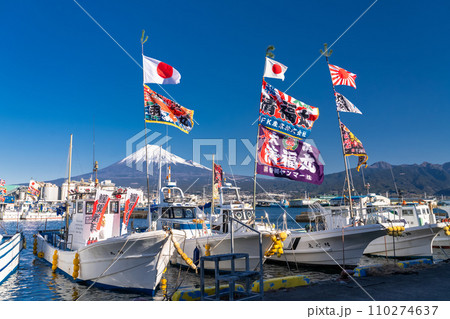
[1,0,449,184]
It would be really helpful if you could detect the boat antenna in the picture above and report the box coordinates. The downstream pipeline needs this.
[361,166,370,195]
[389,165,400,199]
[211,154,215,215]
[320,43,354,220]
[65,134,73,249]
[93,116,98,187]
[141,30,153,229]
[252,45,275,211]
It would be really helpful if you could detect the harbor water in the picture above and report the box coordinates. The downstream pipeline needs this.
[0,207,446,301]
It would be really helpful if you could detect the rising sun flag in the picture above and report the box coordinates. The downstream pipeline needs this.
[328,64,357,88]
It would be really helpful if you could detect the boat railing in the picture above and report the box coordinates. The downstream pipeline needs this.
[39,229,73,250]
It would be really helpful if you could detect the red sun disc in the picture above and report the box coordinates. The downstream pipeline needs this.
[157,62,174,79]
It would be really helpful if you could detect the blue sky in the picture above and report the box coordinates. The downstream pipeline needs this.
[1,0,449,185]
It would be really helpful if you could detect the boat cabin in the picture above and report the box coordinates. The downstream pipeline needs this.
[68,198,121,250]
[365,203,436,227]
[211,183,255,233]
[154,183,210,239]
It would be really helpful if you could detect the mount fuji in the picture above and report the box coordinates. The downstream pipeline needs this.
[48,145,252,194]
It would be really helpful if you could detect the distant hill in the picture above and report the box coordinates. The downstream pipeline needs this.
[47,145,450,197]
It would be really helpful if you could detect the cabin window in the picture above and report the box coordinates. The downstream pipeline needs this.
[161,208,172,219]
[422,208,429,215]
[110,201,119,214]
[245,210,254,219]
[85,202,94,215]
[77,202,84,214]
[184,208,194,219]
[234,210,244,220]
[173,208,184,219]
[403,209,413,216]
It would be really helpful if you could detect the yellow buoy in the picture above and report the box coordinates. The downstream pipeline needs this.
[278,232,287,241]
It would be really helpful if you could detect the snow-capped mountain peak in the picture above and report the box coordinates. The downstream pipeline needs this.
[119,144,211,170]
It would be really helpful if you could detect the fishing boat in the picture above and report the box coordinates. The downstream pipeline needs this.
[0,201,31,221]
[151,181,274,271]
[35,193,184,294]
[34,135,184,295]
[432,202,450,249]
[22,204,64,221]
[362,203,445,258]
[274,203,387,267]
[0,232,24,284]
[280,225,386,267]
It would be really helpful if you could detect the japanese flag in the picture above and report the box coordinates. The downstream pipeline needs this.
[143,55,181,84]
[263,57,288,81]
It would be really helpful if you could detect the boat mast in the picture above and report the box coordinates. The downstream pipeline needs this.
[141,31,153,230]
[65,134,73,248]
[320,44,354,220]
[211,154,215,215]
[93,116,98,187]
[252,45,274,212]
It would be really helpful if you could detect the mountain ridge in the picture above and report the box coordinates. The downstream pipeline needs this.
[46,145,450,197]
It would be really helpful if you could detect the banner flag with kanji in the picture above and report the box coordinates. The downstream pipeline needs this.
[213,163,223,200]
[259,80,319,139]
[144,85,194,134]
[340,121,368,171]
[256,125,324,185]
[121,189,140,234]
[88,189,113,244]
[335,92,362,114]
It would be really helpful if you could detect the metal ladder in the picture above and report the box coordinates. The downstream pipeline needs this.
[200,216,264,301]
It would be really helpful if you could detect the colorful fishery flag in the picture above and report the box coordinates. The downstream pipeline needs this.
[340,121,368,171]
[259,80,319,139]
[0,179,5,186]
[263,57,288,80]
[144,85,194,134]
[143,55,181,84]
[256,126,324,185]
[0,187,6,195]
[121,189,140,234]
[213,163,223,200]
[328,64,357,88]
[335,92,362,114]
[88,189,113,244]
[27,180,41,200]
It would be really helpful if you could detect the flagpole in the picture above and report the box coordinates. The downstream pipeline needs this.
[65,134,73,249]
[251,79,263,212]
[252,46,274,212]
[320,44,354,221]
[141,30,152,230]
[211,154,215,216]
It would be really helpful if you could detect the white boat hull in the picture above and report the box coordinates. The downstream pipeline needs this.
[23,212,64,220]
[171,232,273,271]
[0,233,23,284]
[433,229,450,249]
[0,211,22,221]
[36,230,184,294]
[277,224,387,266]
[364,224,443,258]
